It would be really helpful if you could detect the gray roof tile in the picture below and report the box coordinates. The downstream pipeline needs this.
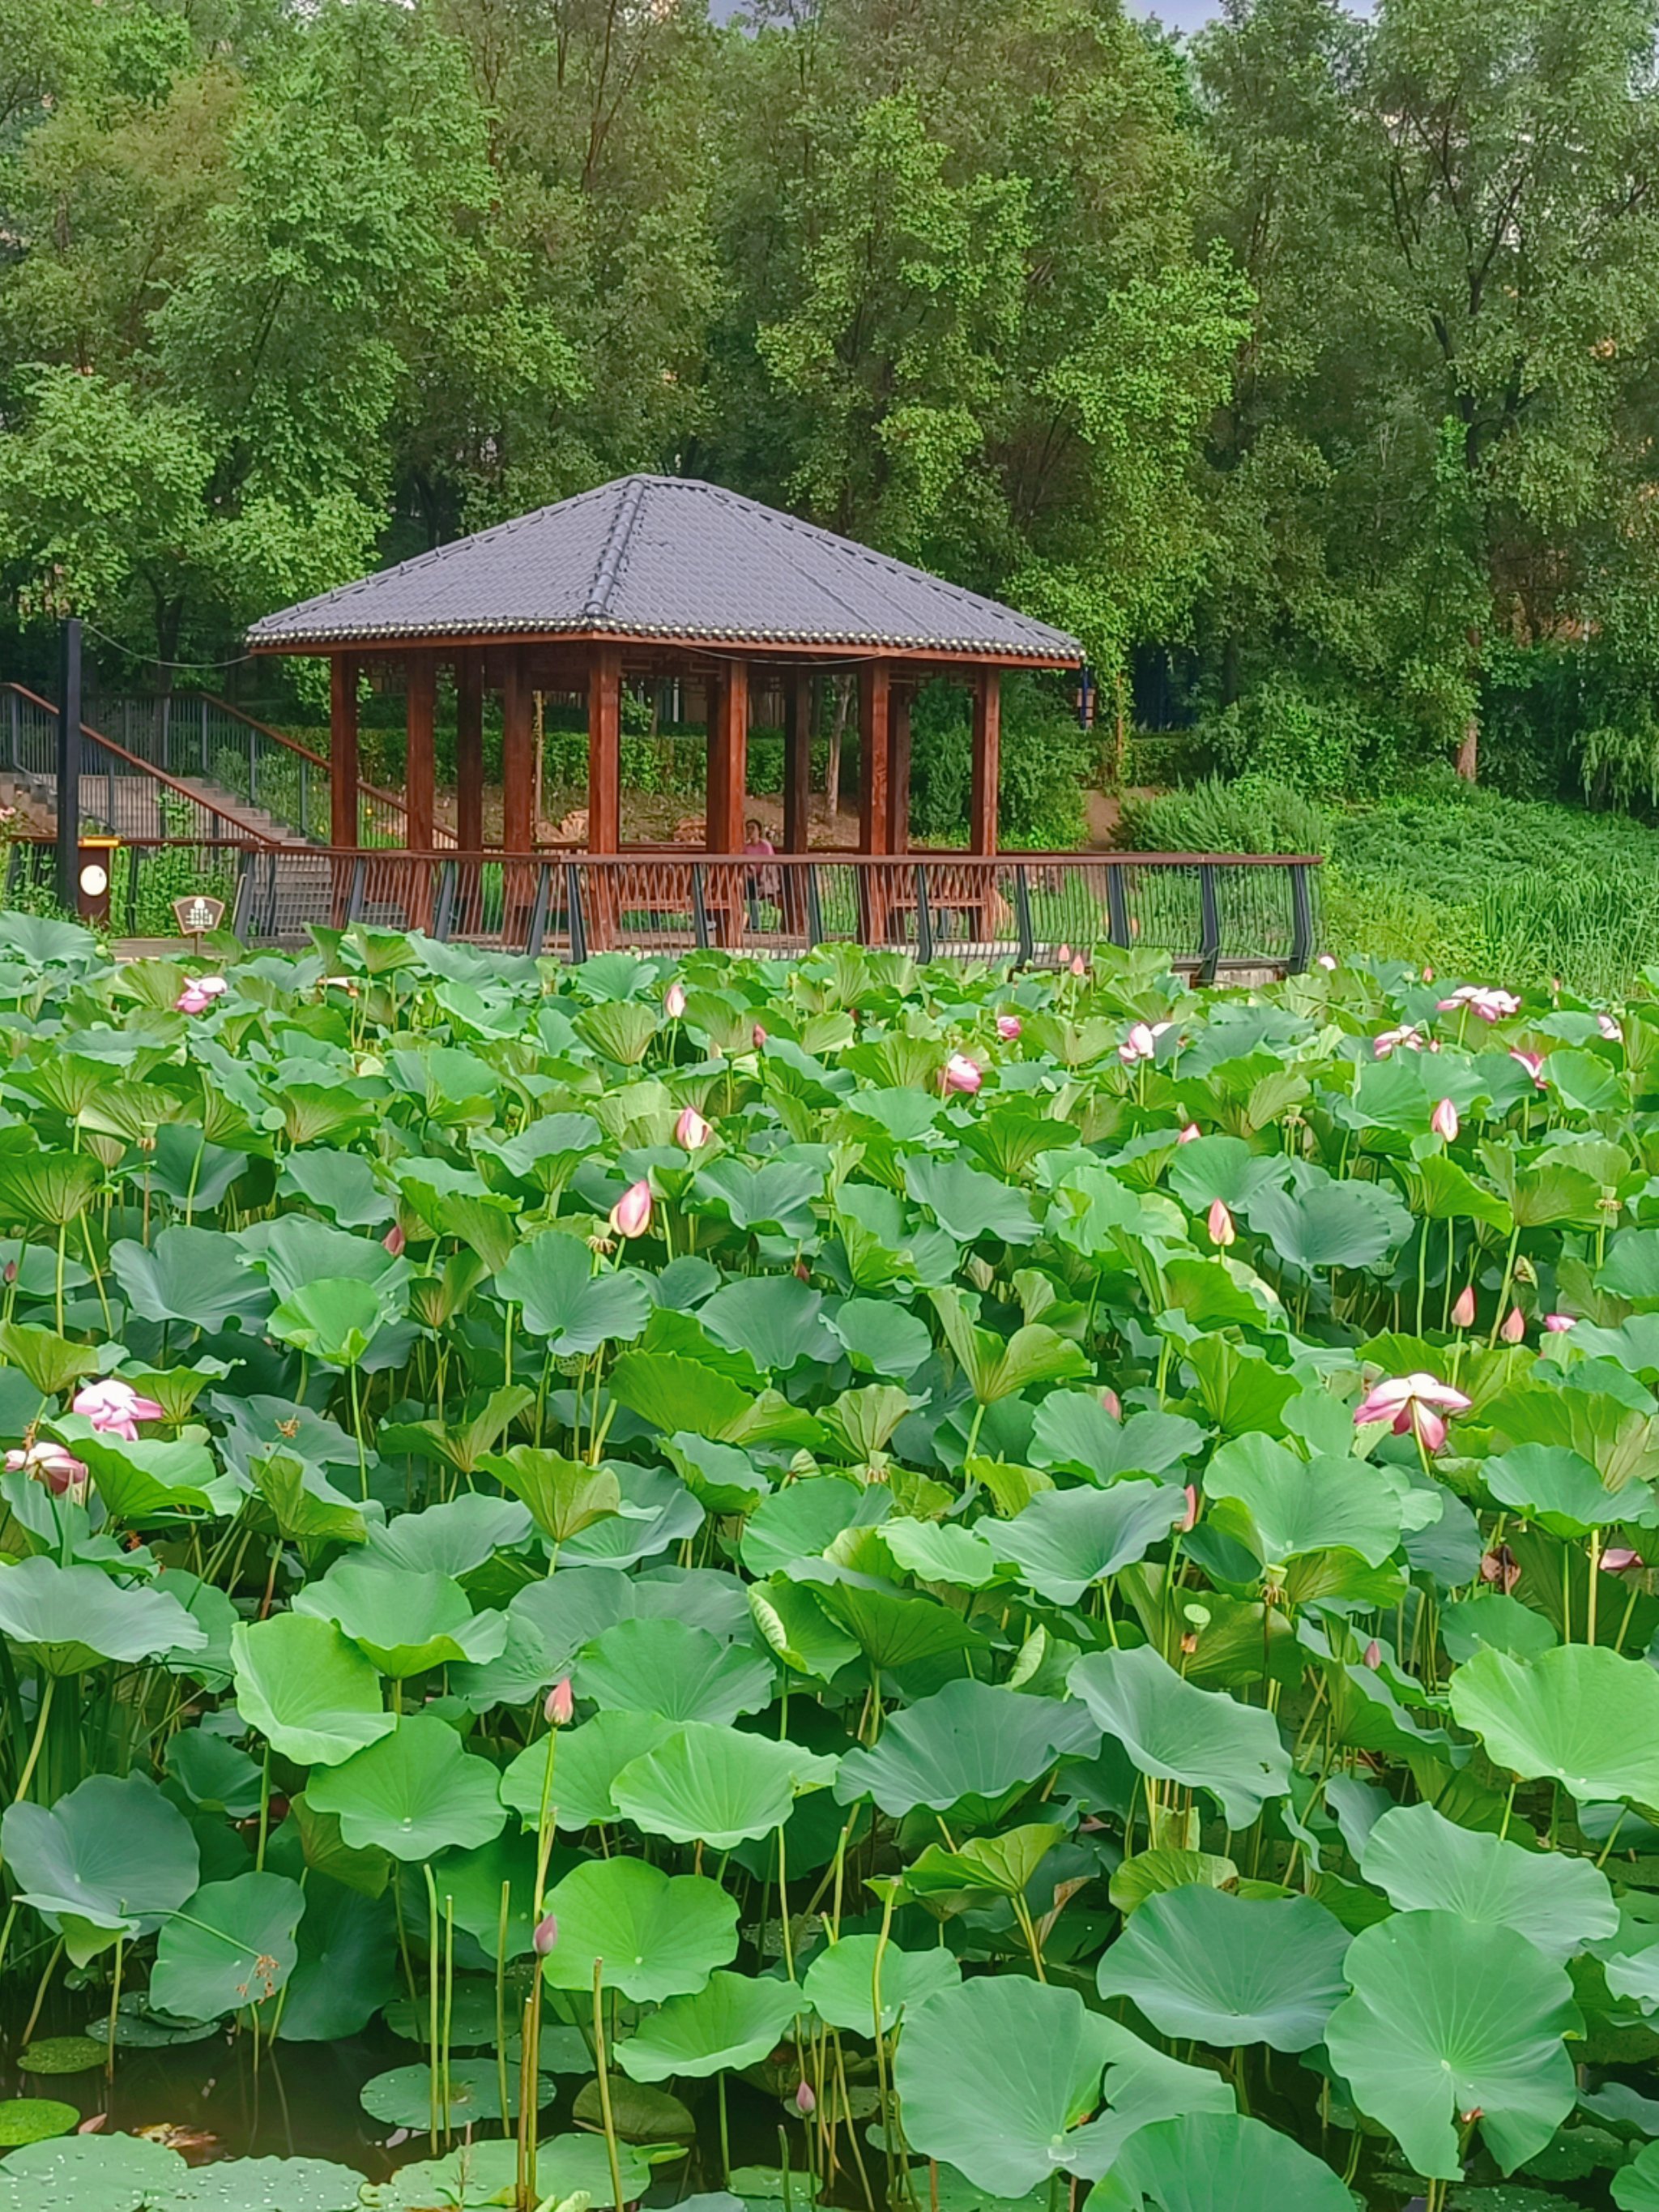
[247,476,1082,664]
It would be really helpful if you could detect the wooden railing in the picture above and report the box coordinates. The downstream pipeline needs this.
[232,848,1322,973]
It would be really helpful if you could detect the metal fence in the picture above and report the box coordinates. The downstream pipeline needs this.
[232,848,1320,971]
[1,685,278,846]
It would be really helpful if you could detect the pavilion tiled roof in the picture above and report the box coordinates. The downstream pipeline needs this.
[247,475,1083,664]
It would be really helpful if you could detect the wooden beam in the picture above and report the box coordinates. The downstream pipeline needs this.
[405,650,437,849]
[455,650,484,850]
[858,661,892,855]
[707,660,749,853]
[330,654,359,848]
[251,631,1081,674]
[970,668,1000,856]
[783,671,812,852]
[501,652,535,852]
[887,683,911,854]
[587,645,623,854]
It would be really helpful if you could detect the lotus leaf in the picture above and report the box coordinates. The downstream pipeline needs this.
[307,1715,507,1859]
[836,1679,1098,1819]
[573,1615,774,1723]
[149,1871,305,2021]
[609,1719,837,1847]
[537,1855,739,2001]
[0,1558,205,1674]
[801,1933,962,2036]
[1096,1885,1350,2051]
[231,1612,396,1767]
[2,1773,199,1964]
[293,1559,508,1676]
[1360,1801,1618,1957]
[1449,1642,1659,1801]
[616,1968,803,2081]
[1068,1646,1291,1829]
[994,1480,1183,1604]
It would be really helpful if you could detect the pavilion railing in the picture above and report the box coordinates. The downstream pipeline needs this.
[232,848,1322,973]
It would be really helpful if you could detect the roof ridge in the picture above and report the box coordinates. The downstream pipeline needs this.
[582,476,650,625]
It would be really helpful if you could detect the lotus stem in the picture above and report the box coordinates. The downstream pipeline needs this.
[106,1932,124,2083]
[421,1861,442,2151]
[21,1935,63,2048]
[1587,1530,1601,1645]
[495,1881,511,2138]
[10,1673,55,1812]
[591,1956,626,2212]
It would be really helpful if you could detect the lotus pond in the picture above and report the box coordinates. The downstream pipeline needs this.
[2,915,1659,2211]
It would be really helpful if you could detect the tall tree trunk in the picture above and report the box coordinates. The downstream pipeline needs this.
[1456,625,1482,782]
[825,675,852,825]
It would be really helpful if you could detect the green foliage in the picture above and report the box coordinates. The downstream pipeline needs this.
[1120,775,1329,858]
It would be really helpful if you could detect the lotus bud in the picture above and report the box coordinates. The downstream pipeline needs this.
[544,1677,574,1727]
[1450,1284,1476,1330]
[1429,1096,1459,1142]
[1058,944,1072,965]
[674,1104,712,1151]
[752,1023,767,1051]
[609,1179,653,1240]
[664,981,688,1019]
[1601,1546,1644,1574]
[1542,1313,1576,1333]
[1362,1639,1382,1670]
[533,1911,559,1957]
[793,2079,817,2117]
[1316,953,1337,971]
[1499,1305,1525,1344]
[1177,1122,1201,1144]
[996,1014,1022,1041]
[1422,965,1434,983]
[2,1259,15,1285]
[382,1222,407,1258]
[942,1053,983,1097]
[1179,1484,1198,1532]
[1599,1013,1623,1043]
[1098,1387,1122,1420]
[1069,953,1087,978]
[1206,1198,1235,1248]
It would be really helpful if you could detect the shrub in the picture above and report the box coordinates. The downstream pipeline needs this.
[909,675,1088,848]
[1119,773,1329,856]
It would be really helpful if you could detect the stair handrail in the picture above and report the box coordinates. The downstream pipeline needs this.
[198,694,426,831]
[3,683,292,849]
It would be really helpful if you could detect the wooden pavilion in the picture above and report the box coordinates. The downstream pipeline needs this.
[246,475,1084,865]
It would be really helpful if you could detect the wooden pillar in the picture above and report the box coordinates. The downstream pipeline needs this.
[706,660,748,853]
[783,671,812,853]
[405,650,436,849]
[587,645,622,855]
[887,683,911,854]
[858,661,892,855]
[455,650,484,852]
[329,653,359,850]
[501,652,534,852]
[970,668,1001,856]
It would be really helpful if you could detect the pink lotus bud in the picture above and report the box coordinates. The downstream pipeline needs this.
[533,1911,558,1957]
[1499,1305,1525,1344]
[544,1677,574,1727]
[1316,953,1337,971]
[609,1179,653,1239]
[1206,1198,1235,1248]
[5,1441,88,1501]
[1601,1547,1644,1574]
[674,1104,712,1151]
[1430,1097,1459,1142]
[1362,1639,1382,1670]
[1177,1122,1201,1144]
[996,1014,1022,1041]
[1098,1387,1121,1420]
[382,1223,406,1257]
[1058,943,1072,965]
[1542,1313,1576,1333]
[793,2079,817,2117]
[751,1023,767,1051]
[1069,953,1087,977]
[664,981,688,1019]
[1509,1048,1546,1087]
[2,1259,15,1286]
[1599,1013,1623,1043]
[1422,965,1435,983]
[1450,1284,1476,1330]
[941,1053,982,1096]
[1179,1484,1198,1533]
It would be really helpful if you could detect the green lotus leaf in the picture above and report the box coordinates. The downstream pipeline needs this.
[1243,1173,1411,1275]
[609,1720,837,1848]
[501,1710,676,1832]
[994,1480,1183,1604]
[163,1727,263,1816]
[740,1476,869,1576]
[44,1423,216,1521]
[573,1615,774,1723]
[829,1296,934,1378]
[1108,1847,1239,1915]
[835,1679,1097,1820]
[478,1446,621,1545]
[790,1565,988,1672]
[293,1559,507,1677]
[1616,2141,1659,2211]
[2,1772,199,1964]
[364,2136,648,2212]
[268,1276,390,1366]
[496,1231,652,1353]
[748,1574,861,1680]
[1324,1909,1580,2180]
[538,1855,738,2002]
[0,2102,78,2150]
[616,1968,803,2082]
[1096,1885,1349,2052]
[149,1871,305,2022]
[275,1873,399,2042]
[1448,1642,1659,1802]
[231,1612,396,1767]
[801,1934,962,2037]
[902,1821,1065,1905]
[1201,1433,1405,1567]
[1090,2111,1355,2212]
[362,1492,533,1575]
[360,2058,548,2128]
[1482,1444,1641,1535]
[701,1275,839,1372]
[307,1715,507,1860]
[1360,1801,1617,1958]
[1068,1646,1292,1830]
[0,2133,189,2212]
[154,2155,367,2211]
[110,1226,272,1332]
[880,1514,1005,1588]
[0,1557,206,1676]
[278,1147,395,1228]
[1030,1391,1203,1483]
[17,2038,102,2076]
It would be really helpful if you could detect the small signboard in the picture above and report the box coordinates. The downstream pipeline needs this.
[173,893,226,945]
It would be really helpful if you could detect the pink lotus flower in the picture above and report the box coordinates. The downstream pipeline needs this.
[1438,985,1520,1023]
[793,2079,817,2118]
[1362,1639,1382,1671]
[533,1911,559,1957]
[5,1440,88,1502]
[1179,1484,1199,1532]
[941,1053,983,1095]
[1450,1284,1476,1330]
[382,1223,406,1257]
[1119,1020,1172,1067]
[1508,1048,1547,1087]
[1207,1198,1236,1248]
[1601,1547,1644,1574]
[1353,1372,1471,1454]
[609,1180,653,1240]
[1177,1122,1201,1144]
[1480,1544,1520,1595]
[1542,1313,1576,1333]
[664,981,688,1020]
[1599,1012,1623,1043]
[544,1677,574,1727]
[1430,1097,1459,1142]
[996,1014,1022,1041]
[1499,1305,1525,1344]
[175,976,228,1015]
[752,1023,767,1051]
[72,1378,165,1442]
[1373,1025,1425,1058]
[1099,1387,1122,1420]
[674,1104,712,1150]
[1316,953,1337,971]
